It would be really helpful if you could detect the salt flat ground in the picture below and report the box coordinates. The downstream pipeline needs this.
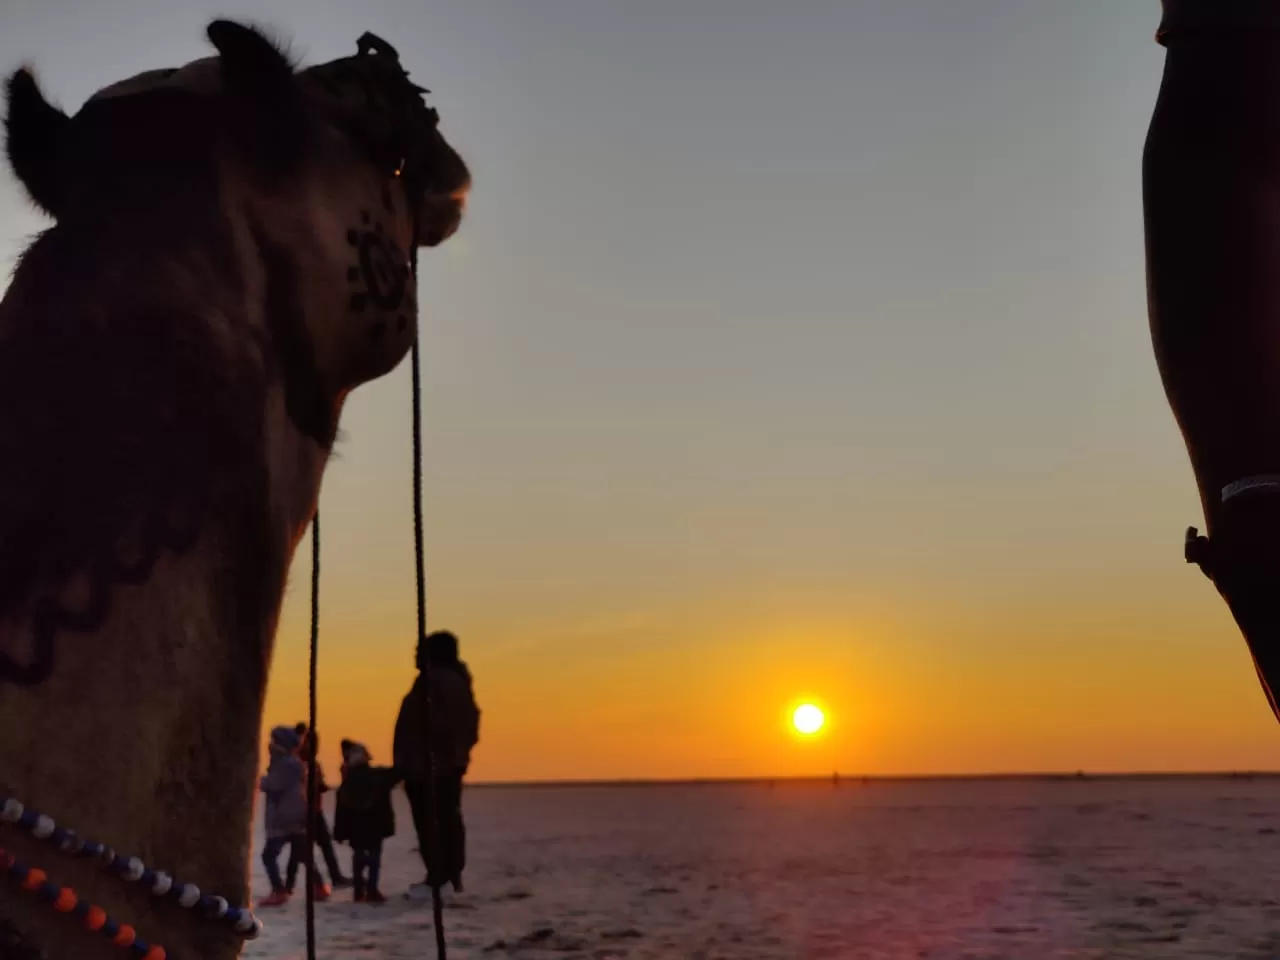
[242,777,1280,959]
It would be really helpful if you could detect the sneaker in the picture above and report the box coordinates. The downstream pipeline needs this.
[353,890,366,903]
[258,890,290,908]
[404,881,434,902]
[366,890,387,904]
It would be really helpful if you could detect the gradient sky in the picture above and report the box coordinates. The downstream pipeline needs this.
[3,1,1273,781]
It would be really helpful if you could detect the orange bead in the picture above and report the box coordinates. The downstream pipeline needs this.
[21,868,45,891]
[83,905,106,931]
[54,888,77,912]
[143,947,166,960]
[113,925,136,948]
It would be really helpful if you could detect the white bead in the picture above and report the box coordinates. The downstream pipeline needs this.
[31,815,55,840]
[1,799,23,823]
[178,884,200,908]
[233,912,257,934]
[207,896,228,918]
[59,832,81,854]
[150,872,173,896]
[243,917,264,940]
[124,857,145,882]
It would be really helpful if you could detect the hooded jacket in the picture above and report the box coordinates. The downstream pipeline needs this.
[259,725,307,838]
[333,742,401,848]
[393,662,480,779]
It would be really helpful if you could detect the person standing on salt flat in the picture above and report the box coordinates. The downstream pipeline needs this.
[333,740,402,903]
[394,630,481,899]
[286,725,352,891]
[258,725,314,907]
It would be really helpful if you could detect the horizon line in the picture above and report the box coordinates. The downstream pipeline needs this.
[467,770,1280,789]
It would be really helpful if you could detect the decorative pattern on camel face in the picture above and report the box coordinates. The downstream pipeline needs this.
[0,18,470,694]
[347,209,416,342]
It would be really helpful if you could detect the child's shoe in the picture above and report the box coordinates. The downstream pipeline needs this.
[405,880,433,902]
[366,889,387,904]
[258,890,290,908]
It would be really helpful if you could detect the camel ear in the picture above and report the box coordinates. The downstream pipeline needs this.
[206,20,307,177]
[206,20,296,93]
[4,68,71,218]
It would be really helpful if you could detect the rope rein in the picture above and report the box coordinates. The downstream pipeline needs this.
[302,214,447,960]
[409,239,451,960]
[305,512,320,960]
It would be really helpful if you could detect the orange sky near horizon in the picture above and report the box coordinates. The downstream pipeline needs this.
[263,455,1280,782]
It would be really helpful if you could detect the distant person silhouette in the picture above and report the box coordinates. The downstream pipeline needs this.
[394,630,480,899]
[287,725,352,890]
[257,725,309,907]
[1145,0,1280,719]
[333,740,402,903]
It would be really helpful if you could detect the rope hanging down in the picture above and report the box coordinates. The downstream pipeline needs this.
[302,235,448,960]
[409,246,451,960]
[305,513,320,960]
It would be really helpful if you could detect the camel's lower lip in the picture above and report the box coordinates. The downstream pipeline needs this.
[417,195,465,247]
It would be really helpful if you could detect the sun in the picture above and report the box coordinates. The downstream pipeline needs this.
[792,702,826,736]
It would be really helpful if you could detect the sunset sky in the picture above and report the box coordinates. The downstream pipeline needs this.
[3,1,1276,781]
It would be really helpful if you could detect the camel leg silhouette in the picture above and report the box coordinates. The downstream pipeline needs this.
[1145,1,1280,720]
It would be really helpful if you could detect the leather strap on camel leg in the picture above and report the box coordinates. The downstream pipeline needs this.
[1185,476,1280,578]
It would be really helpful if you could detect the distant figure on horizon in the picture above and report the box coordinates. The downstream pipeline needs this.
[394,629,481,899]
[287,725,352,891]
[258,725,309,908]
[333,740,402,903]
[1145,1,1280,719]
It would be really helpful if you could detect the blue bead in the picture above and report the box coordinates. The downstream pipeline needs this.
[140,869,156,888]
[6,860,26,879]
[17,810,37,830]
[50,827,70,846]
[199,895,215,912]
[72,900,90,918]
[130,939,150,957]
[225,906,242,925]
[82,842,102,858]
[101,919,119,939]
[108,855,129,874]
[36,881,59,902]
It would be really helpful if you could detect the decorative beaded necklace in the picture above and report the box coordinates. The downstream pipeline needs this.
[0,795,261,960]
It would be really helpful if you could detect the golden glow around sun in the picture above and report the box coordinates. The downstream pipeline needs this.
[792,702,825,736]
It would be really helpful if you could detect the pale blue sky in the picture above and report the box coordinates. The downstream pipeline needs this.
[5,2,1256,779]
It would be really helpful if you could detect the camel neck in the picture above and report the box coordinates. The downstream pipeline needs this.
[0,389,331,960]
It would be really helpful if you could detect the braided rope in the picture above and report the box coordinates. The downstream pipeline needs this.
[408,231,449,960]
[304,512,320,960]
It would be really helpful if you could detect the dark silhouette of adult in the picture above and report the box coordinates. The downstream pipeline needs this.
[393,630,480,896]
[287,724,352,890]
[1145,0,1280,720]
